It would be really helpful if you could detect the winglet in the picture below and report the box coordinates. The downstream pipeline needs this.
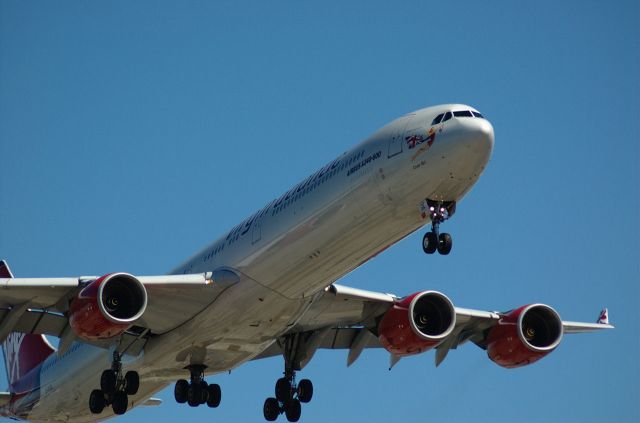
[0,260,14,278]
[597,308,609,325]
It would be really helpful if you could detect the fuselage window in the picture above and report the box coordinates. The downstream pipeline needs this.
[442,111,452,122]
[453,110,473,117]
[431,113,444,125]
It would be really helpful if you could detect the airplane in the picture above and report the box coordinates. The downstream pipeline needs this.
[0,104,613,422]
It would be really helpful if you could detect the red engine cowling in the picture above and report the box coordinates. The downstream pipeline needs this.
[69,273,147,341]
[486,304,563,368]
[378,291,456,357]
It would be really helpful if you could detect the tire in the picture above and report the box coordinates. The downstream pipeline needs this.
[206,383,222,408]
[297,379,313,403]
[263,397,280,422]
[422,232,438,254]
[124,371,139,395]
[89,389,105,414]
[285,398,301,422]
[112,391,128,415]
[187,383,201,407]
[275,377,291,402]
[199,380,209,404]
[174,379,189,404]
[437,233,452,255]
[100,369,117,394]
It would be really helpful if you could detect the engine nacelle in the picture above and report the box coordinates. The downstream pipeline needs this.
[486,304,563,368]
[69,273,147,341]
[378,291,456,357]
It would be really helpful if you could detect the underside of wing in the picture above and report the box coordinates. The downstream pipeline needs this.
[259,282,614,371]
[0,261,239,354]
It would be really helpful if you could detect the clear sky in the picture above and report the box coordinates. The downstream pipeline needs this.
[1,1,638,422]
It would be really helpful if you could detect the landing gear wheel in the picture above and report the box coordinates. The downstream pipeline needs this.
[112,391,128,415]
[422,232,438,254]
[263,397,280,421]
[199,380,209,404]
[437,233,452,255]
[100,369,117,394]
[297,379,313,403]
[89,389,105,414]
[174,379,189,404]
[275,377,291,402]
[285,398,301,422]
[187,383,202,407]
[206,383,222,408]
[124,371,139,395]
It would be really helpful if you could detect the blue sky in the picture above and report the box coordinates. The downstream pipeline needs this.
[1,1,638,422]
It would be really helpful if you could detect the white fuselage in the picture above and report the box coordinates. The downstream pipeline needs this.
[15,104,494,422]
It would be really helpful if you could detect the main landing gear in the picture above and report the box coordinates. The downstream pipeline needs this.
[263,335,314,422]
[263,370,313,422]
[89,351,139,415]
[422,199,456,255]
[173,365,221,408]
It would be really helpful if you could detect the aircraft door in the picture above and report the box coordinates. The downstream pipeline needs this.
[387,116,412,158]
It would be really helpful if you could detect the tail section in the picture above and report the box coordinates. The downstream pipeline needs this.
[0,260,12,279]
[2,334,55,390]
[0,260,55,392]
[597,308,609,325]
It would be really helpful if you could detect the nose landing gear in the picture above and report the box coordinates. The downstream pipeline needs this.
[421,199,455,255]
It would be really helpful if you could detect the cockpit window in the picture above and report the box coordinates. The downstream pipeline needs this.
[442,111,452,122]
[431,113,444,125]
[472,111,484,118]
[453,110,473,117]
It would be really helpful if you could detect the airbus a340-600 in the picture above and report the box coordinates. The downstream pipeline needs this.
[0,105,612,422]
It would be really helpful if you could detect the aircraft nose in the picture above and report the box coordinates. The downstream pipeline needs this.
[456,118,494,159]
[460,117,494,156]
[439,117,494,183]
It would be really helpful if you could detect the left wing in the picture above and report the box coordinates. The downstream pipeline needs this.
[257,283,613,369]
[0,260,235,354]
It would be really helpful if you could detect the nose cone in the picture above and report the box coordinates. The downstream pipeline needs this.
[460,117,494,157]
[449,117,494,166]
[438,117,494,188]
[477,118,494,153]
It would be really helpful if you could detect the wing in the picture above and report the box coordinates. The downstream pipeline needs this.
[0,260,237,354]
[255,283,613,369]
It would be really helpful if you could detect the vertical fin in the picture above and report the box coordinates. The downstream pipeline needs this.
[597,308,609,325]
[2,334,55,390]
[0,260,14,278]
[0,262,56,392]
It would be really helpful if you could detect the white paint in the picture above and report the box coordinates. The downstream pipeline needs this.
[7,104,495,422]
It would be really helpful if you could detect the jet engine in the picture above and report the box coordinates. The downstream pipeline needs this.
[69,273,147,341]
[486,304,563,368]
[377,291,456,357]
